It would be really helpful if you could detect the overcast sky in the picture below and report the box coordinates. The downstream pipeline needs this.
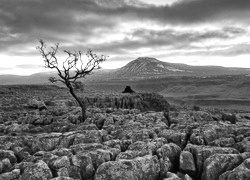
[0,0,250,75]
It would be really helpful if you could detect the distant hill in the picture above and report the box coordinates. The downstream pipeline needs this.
[114,57,250,79]
[0,72,54,85]
[1,57,250,84]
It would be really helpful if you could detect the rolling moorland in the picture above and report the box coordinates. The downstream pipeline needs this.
[2,57,250,110]
[1,58,250,179]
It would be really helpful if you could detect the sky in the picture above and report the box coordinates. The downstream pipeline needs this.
[0,0,250,75]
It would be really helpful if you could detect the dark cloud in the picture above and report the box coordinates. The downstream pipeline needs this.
[92,0,250,24]
[0,0,249,60]
[90,26,247,55]
[138,0,250,24]
[0,0,120,54]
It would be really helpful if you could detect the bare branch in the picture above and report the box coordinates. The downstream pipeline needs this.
[37,40,107,122]
[37,40,107,80]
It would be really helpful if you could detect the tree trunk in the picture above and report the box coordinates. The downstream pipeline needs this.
[68,85,87,123]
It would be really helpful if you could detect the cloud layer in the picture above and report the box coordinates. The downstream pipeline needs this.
[0,0,250,74]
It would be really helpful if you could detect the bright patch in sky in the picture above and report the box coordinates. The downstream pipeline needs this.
[141,0,178,6]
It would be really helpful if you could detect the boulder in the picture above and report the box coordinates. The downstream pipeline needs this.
[21,160,53,180]
[67,165,82,180]
[71,153,95,179]
[156,143,181,172]
[51,148,73,157]
[234,136,250,152]
[219,158,250,180]
[159,157,172,180]
[95,155,160,180]
[5,123,30,134]
[82,149,112,169]
[73,130,103,145]
[33,151,58,165]
[0,169,20,180]
[94,114,107,129]
[190,123,235,145]
[0,135,31,151]
[235,127,250,137]
[179,151,196,176]
[122,141,156,157]
[0,150,17,164]
[158,129,188,149]
[31,133,62,153]
[28,99,47,111]
[56,167,69,177]
[129,140,157,151]
[129,129,154,142]
[30,115,53,126]
[167,111,213,126]
[103,139,121,149]
[49,156,71,170]
[0,158,12,173]
[202,153,250,180]
[59,132,77,148]
[208,137,235,147]
[163,172,181,180]
[184,144,239,178]
[183,174,193,180]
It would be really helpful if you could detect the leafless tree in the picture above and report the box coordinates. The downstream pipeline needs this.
[37,40,107,122]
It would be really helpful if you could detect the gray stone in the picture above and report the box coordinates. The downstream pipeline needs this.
[0,169,20,180]
[219,158,250,180]
[184,144,239,178]
[202,153,250,180]
[95,155,160,180]
[21,160,53,180]
[179,151,196,176]
[163,172,181,180]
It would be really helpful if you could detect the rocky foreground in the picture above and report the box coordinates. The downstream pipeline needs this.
[1,88,250,180]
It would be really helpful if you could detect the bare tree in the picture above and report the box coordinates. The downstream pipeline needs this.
[37,40,107,122]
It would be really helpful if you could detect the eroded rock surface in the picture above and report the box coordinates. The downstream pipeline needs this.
[95,155,160,180]
[1,88,250,180]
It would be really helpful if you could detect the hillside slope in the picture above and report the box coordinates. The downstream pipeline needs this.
[114,57,250,79]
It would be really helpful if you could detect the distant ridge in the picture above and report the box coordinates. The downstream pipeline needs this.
[114,57,250,79]
[115,57,190,78]
[1,57,250,84]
